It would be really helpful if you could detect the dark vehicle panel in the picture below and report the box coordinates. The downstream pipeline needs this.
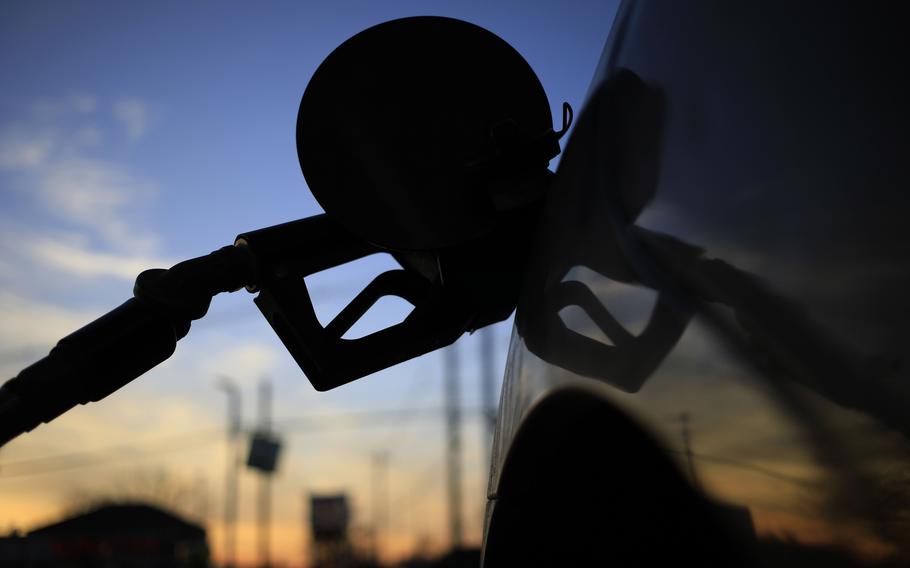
[486,1,910,565]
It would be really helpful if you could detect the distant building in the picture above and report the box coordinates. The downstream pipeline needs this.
[0,502,209,568]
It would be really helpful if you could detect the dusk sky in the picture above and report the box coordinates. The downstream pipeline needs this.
[0,1,620,566]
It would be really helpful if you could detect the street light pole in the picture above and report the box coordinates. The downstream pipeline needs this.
[371,450,390,563]
[217,377,242,568]
[257,379,273,568]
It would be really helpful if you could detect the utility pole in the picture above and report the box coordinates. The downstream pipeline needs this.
[371,451,390,564]
[217,377,241,568]
[479,326,497,474]
[258,380,273,568]
[444,344,463,551]
[194,474,210,527]
[680,412,699,488]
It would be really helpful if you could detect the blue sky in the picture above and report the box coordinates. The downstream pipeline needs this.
[0,1,619,564]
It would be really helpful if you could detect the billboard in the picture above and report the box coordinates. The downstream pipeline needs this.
[310,494,350,541]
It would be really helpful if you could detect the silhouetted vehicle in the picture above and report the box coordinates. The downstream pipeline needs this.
[482,2,910,567]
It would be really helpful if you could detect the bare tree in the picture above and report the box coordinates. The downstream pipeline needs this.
[64,468,208,523]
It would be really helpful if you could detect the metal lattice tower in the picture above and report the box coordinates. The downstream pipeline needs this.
[444,344,463,550]
[480,327,497,471]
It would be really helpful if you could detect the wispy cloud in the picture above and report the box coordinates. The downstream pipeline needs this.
[24,237,173,280]
[1,94,165,265]
[0,128,56,170]
[197,342,282,388]
[73,126,103,149]
[35,157,160,252]
[113,98,152,142]
[31,94,97,120]
[0,291,97,354]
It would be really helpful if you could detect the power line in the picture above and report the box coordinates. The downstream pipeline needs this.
[379,373,440,450]
[391,459,447,531]
[0,430,223,478]
[664,448,814,487]
[0,406,488,478]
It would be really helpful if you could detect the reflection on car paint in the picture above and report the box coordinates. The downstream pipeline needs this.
[494,2,910,564]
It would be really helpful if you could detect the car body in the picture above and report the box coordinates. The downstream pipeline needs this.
[483,2,910,566]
